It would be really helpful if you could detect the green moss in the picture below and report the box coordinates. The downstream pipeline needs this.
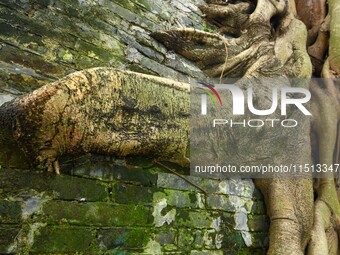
[42,201,152,227]
[98,228,149,249]
[113,183,154,204]
[0,227,20,253]
[0,200,22,223]
[176,210,213,228]
[237,248,266,255]
[223,230,246,248]
[31,226,95,253]
[202,22,216,33]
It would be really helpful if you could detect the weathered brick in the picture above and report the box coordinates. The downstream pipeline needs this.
[98,228,149,249]
[153,189,197,208]
[0,168,108,202]
[251,201,267,215]
[42,201,152,227]
[0,226,20,254]
[155,229,177,245]
[0,200,22,223]
[31,226,95,253]
[157,174,257,200]
[223,230,245,249]
[112,183,155,204]
[207,194,253,213]
[157,173,201,192]
[50,175,108,202]
[65,157,158,185]
[176,210,213,229]
[236,249,267,255]
[251,232,269,249]
[222,179,256,198]
[248,215,269,232]
[178,228,195,249]
[191,250,223,255]
[207,194,233,212]
[113,167,158,186]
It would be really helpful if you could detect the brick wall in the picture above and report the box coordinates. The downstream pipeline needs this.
[0,0,207,96]
[0,155,268,254]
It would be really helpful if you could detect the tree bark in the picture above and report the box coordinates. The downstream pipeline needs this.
[0,68,190,173]
[152,0,340,254]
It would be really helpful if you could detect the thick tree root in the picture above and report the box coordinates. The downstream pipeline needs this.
[308,196,340,255]
[152,0,340,254]
[0,68,190,174]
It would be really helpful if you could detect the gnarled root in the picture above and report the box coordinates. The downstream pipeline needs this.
[309,72,340,255]
[151,0,310,79]
[152,0,340,254]
[308,200,336,255]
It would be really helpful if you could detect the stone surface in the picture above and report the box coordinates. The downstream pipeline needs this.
[0,0,207,95]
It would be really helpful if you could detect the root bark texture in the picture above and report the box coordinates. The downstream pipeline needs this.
[152,0,340,254]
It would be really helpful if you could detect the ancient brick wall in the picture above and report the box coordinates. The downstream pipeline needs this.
[0,156,268,254]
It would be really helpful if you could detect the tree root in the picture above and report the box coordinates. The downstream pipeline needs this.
[151,0,340,254]
[308,193,340,255]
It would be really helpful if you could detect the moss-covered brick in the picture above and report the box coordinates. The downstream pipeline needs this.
[102,249,142,255]
[49,175,108,202]
[215,248,266,255]
[0,168,108,202]
[65,159,158,185]
[207,194,253,213]
[154,229,177,251]
[0,200,22,223]
[219,212,236,229]
[176,210,213,228]
[153,189,197,208]
[0,226,20,253]
[157,173,201,192]
[250,232,269,249]
[251,201,267,215]
[190,250,223,255]
[0,44,66,78]
[248,215,269,232]
[223,230,246,249]
[31,226,95,253]
[155,229,176,245]
[178,228,194,250]
[42,201,152,227]
[236,248,266,255]
[206,194,234,212]
[73,40,122,63]
[98,228,149,249]
[112,183,154,204]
